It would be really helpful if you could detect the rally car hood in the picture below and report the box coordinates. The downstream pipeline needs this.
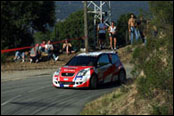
[57,66,93,82]
[60,66,93,73]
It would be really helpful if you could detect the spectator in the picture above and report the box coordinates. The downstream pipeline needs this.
[138,16,147,43]
[62,39,75,55]
[108,21,117,50]
[143,20,151,45]
[39,40,46,53]
[14,51,29,63]
[153,25,158,37]
[135,17,141,41]
[128,13,139,44]
[45,40,59,61]
[30,44,41,63]
[97,18,107,49]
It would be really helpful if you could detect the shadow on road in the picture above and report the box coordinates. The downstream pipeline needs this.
[81,78,134,90]
[54,78,134,91]
[10,101,57,108]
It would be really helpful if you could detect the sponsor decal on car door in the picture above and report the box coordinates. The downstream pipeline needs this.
[96,54,113,83]
[97,63,111,83]
[102,63,113,83]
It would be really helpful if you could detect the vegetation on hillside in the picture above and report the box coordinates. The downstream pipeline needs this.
[81,1,173,115]
[131,1,173,114]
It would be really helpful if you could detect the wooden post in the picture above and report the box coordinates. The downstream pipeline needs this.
[84,1,88,53]
[126,30,128,45]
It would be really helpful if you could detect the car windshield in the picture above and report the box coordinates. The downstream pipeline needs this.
[66,56,97,66]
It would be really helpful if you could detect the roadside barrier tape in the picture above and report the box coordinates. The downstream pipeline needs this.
[1,36,87,54]
[1,46,33,54]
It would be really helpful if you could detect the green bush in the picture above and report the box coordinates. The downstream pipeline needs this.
[112,93,123,99]
[1,54,7,63]
[134,35,173,98]
[130,2,173,115]
[152,105,169,115]
[120,85,129,93]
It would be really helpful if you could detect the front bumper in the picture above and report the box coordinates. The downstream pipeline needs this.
[52,79,90,88]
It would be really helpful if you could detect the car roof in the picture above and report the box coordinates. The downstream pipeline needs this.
[77,51,116,57]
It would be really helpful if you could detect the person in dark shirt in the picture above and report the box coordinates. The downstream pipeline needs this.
[97,18,107,49]
[30,44,40,63]
[137,16,147,43]
[39,40,46,53]
[62,39,75,55]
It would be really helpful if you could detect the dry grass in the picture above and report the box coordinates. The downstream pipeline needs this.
[1,53,77,72]
[80,79,153,115]
[80,45,172,115]
[117,45,133,64]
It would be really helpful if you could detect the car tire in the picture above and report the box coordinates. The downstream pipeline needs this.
[90,75,98,89]
[118,70,126,84]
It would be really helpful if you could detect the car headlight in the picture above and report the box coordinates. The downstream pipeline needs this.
[77,68,90,76]
[54,68,61,76]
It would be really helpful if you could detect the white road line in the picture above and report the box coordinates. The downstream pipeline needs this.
[1,95,21,106]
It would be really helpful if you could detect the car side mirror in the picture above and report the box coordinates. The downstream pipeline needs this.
[97,62,103,67]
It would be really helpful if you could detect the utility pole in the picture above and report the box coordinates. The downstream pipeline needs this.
[84,1,88,53]
[55,25,56,40]
[87,1,112,26]
[87,1,112,48]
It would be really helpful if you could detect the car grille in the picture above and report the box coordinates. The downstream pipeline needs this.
[59,81,75,85]
[61,73,74,77]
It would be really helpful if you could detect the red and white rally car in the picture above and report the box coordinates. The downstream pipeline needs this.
[52,51,126,89]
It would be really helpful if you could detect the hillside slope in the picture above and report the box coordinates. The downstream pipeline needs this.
[80,44,173,115]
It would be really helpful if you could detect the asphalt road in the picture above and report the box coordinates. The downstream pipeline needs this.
[1,64,133,115]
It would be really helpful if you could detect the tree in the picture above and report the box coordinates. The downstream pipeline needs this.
[149,1,173,25]
[1,1,56,50]
[53,9,94,50]
[116,13,132,47]
[32,1,56,32]
[33,31,51,44]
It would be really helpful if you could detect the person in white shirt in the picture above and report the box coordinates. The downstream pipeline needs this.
[45,40,59,61]
[108,21,117,50]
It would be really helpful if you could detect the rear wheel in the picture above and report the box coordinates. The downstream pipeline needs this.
[90,75,98,89]
[118,70,126,84]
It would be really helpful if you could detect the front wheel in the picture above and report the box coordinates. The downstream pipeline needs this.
[90,75,98,89]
